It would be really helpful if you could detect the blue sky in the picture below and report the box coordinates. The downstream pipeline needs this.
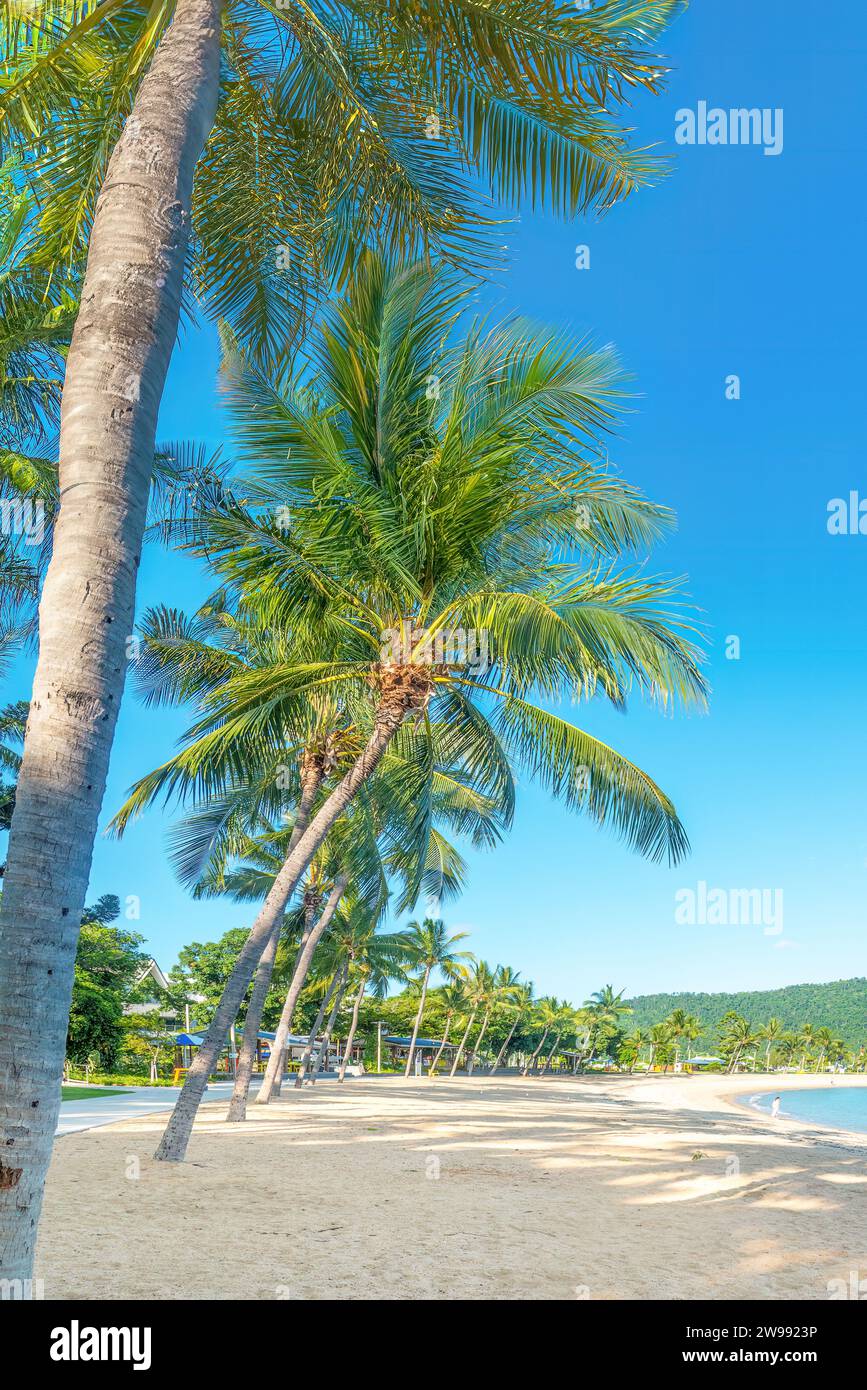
[10,1,866,1000]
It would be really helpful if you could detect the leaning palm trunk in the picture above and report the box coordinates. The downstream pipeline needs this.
[466,1009,491,1076]
[0,0,222,1276]
[270,890,321,1100]
[294,971,342,1087]
[521,1028,550,1077]
[255,877,347,1104]
[429,1015,454,1076]
[226,766,322,1121]
[448,1009,477,1078]
[154,700,408,1163]
[540,1032,562,1076]
[404,965,431,1077]
[489,1012,522,1075]
[310,972,349,1083]
[338,981,366,1082]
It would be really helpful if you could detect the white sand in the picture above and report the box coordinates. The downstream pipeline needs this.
[36,1073,867,1300]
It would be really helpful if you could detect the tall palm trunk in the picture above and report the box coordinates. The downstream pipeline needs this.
[765,1040,772,1071]
[429,1015,453,1076]
[294,971,342,1087]
[540,1032,562,1076]
[255,877,347,1104]
[404,965,431,1077]
[270,889,322,1100]
[310,972,349,1083]
[448,1009,477,1078]
[226,766,322,1121]
[338,981,366,1082]
[466,1009,491,1076]
[489,1012,522,1075]
[0,0,222,1278]
[154,694,411,1162]
[521,1028,550,1077]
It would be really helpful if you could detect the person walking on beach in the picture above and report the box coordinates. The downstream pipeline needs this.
[771,1095,781,1119]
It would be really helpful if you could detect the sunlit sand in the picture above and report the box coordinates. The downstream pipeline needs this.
[36,1074,867,1301]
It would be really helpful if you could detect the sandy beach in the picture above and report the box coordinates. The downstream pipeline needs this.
[37,1074,867,1301]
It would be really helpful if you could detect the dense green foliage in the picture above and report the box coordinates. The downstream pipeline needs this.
[626,979,867,1051]
[67,897,148,1068]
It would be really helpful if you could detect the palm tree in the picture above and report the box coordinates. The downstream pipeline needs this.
[402,920,471,1077]
[449,962,495,1078]
[489,975,530,1075]
[758,1017,785,1073]
[812,1027,834,1073]
[663,1008,700,1069]
[539,1003,577,1076]
[337,924,411,1082]
[621,1028,648,1073]
[797,1025,817,1072]
[646,1021,674,1074]
[429,980,471,1077]
[0,700,26,840]
[0,176,76,662]
[521,997,561,1076]
[109,254,703,1163]
[465,962,503,1075]
[719,1014,756,1074]
[0,0,688,1280]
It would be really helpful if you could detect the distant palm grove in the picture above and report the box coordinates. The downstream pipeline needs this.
[66,911,867,1085]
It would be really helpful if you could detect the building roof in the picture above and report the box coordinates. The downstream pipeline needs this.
[384,1035,455,1049]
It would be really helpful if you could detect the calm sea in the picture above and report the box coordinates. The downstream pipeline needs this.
[745,1086,867,1135]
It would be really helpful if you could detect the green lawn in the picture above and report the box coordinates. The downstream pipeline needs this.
[61,1085,125,1101]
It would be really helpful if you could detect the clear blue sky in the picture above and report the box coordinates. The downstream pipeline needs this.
[10,1,866,1000]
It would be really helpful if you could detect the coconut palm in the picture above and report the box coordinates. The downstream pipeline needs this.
[758,1017,785,1073]
[645,1021,674,1073]
[719,1014,756,1074]
[664,1008,700,1069]
[0,174,76,659]
[0,0,689,1281]
[113,573,508,1119]
[620,1027,648,1073]
[449,961,495,1078]
[402,919,472,1077]
[105,254,702,1163]
[538,1002,577,1076]
[488,973,530,1075]
[812,1027,834,1073]
[797,1025,817,1072]
[0,699,26,838]
[521,996,561,1076]
[428,980,471,1077]
[585,985,634,1028]
[334,920,412,1082]
[465,962,505,1075]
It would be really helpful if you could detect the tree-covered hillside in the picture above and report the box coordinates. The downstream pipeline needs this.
[626,979,867,1049]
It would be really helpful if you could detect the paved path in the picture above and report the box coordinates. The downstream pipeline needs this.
[56,1071,361,1136]
[56,1081,256,1136]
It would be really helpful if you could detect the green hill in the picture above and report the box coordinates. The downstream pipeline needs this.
[626,978,867,1049]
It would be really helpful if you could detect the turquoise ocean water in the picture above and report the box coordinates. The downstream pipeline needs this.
[745,1086,867,1135]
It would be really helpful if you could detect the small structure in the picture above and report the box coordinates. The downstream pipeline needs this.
[383,1035,457,1073]
[173,1027,364,1076]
